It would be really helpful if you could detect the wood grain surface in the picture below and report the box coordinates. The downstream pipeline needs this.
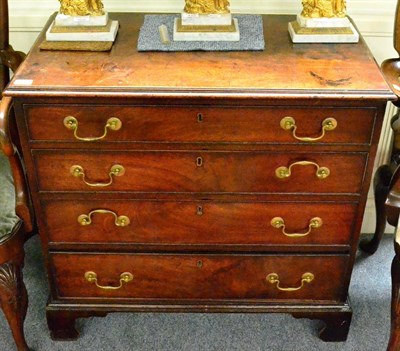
[4,14,394,99]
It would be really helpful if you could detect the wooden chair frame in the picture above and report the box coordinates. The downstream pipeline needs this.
[0,1,33,350]
[360,0,400,254]
[381,166,400,350]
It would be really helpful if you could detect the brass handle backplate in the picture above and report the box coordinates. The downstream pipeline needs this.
[84,271,133,290]
[63,116,122,142]
[280,116,337,142]
[275,161,330,180]
[266,272,314,292]
[270,217,323,238]
[78,209,130,227]
[70,164,125,187]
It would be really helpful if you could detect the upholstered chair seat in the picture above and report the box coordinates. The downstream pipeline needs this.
[0,151,20,241]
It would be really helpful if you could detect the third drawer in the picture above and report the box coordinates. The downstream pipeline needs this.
[42,200,357,247]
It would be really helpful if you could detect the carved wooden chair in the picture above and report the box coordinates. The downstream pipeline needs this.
[360,1,400,254]
[0,0,34,350]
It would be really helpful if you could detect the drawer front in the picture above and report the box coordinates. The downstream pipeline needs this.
[25,105,375,145]
[43,200,357,247]
[51,253,349,301]
[33,151,367,194]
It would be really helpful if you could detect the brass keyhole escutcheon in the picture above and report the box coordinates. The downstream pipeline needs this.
[196,157,203,167]
[197,260,203,268]
[197,205,203,216]
[197,113,204,123]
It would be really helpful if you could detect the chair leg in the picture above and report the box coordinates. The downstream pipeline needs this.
[360,165,394,254]
[0,260,31,351]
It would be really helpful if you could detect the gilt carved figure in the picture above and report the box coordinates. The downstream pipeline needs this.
[301,0,346,18]
[184,0,230,14]
[59,0,105,16]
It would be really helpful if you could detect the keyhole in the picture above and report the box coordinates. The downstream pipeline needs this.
[197,260,203,268]
[197,205,203,216]
[197,113,204,123]
[196,157,203,167]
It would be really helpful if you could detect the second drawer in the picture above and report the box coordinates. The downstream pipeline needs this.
[33,150,367,194]
[42,200,357,247]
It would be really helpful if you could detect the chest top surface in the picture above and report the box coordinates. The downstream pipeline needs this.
[4,13,394,100]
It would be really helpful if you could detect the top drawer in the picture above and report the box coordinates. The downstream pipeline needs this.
[24,105,376,145]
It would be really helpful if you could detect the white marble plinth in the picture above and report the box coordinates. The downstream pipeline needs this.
[288,21,359,43]
[181,12,232,26]
[46,20,119,42]
[297,14,351,28]
[55,12,109,27]
[173,18,240,41]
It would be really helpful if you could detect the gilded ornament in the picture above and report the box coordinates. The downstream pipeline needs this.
[184,0,231,14]
[59,0,105,16]
[301,0,347,18]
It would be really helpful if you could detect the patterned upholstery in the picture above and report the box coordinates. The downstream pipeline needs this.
[0,150,19,241]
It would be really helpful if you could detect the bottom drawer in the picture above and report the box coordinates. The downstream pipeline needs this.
[51,253,349,302]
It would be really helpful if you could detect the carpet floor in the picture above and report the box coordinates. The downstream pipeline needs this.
[0,235,393,351]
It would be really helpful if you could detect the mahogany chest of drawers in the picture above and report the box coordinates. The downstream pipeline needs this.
[4,13,395,342]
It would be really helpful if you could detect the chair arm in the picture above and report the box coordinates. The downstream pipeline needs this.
[0,96,33,232]
[381,60,400,108]
[379,2,400,108]
[0,46,25,73]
